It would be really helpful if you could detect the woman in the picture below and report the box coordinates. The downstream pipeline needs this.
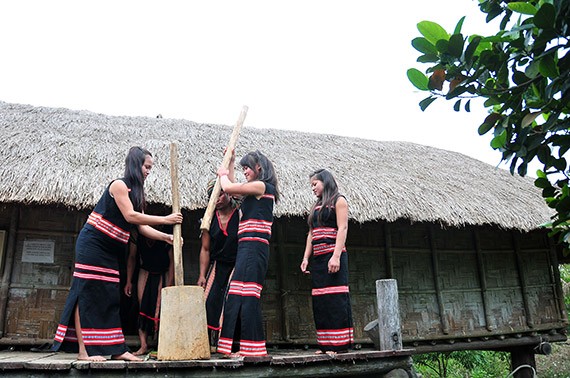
[124,227,174,356]
[215,150,279,358]
[300,169,353,354]
[197,179,240,350]
[52,146,183,361]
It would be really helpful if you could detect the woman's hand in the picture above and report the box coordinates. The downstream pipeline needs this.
[124,282,133,297]
[164,234,183,246]
[217,166,230,177]
[300,258,310,274]
[328,255,340,274]
[197,276,207,288]
[164,212,183,224]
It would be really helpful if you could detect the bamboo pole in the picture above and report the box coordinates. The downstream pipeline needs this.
[200,106,248,232]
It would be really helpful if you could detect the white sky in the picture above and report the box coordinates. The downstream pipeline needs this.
[0,0,524,172]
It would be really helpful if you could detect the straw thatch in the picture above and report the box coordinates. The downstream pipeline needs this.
[0,101,553,231]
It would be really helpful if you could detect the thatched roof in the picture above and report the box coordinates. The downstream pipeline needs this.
[0,101,553,231]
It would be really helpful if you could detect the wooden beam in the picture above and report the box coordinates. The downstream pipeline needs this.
[511,231,533,328]
[0,206,19,337]
[473,228,494,331]
[428,224,449,335]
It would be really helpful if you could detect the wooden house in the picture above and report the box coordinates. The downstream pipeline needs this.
[0,101,567,363]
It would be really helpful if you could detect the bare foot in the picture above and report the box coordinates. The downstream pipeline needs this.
[132,348,150,356]
[111,352,143,361]
[228,352,242,359]
[325,351,337,356]
[77,354,107,361]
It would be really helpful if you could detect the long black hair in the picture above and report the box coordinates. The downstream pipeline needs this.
[239,150,280,202]
[308,169,340,226]
[124,146,152,212]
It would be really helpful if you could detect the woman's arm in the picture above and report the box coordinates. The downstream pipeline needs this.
[197,232,211,287]
[328,196,348,274]
[138,224,174,244]
[110,180,183,225]
[300,229,313,274]
[124,241,137,297]
[217,174,265,197]
[167,248,174,287]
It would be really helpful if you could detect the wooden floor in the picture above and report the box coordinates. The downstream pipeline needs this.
[0,347,416,377]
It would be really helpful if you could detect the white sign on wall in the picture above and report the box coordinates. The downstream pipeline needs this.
[22,239,55,264]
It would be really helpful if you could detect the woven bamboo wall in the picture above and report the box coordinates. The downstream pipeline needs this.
[0,206,566,346]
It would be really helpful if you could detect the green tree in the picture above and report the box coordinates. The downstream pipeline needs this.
[407,0,570,244]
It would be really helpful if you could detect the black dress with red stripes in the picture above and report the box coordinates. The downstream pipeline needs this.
[309,197,354,352]
[217,183,275,357]
[203,208,239,347]
[52,179,133,356]
[136,235,171,338]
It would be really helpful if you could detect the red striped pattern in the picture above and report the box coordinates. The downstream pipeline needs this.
[261,194,275,201]
[227,281,263,298]
[238,219,272,236]
[54,324,78,343]
[312,243,346,256]
[312,285,350,296]
[312,227,338,241]
[81,327,125,345]
[316,327,354,346]
[87,211,130,244]
[217,337,233,354]
[73,263,120,283]
[75,263,119,276]
[239,339,267,356]
[238,236,269,245]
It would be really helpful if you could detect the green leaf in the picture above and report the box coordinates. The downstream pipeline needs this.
[507,2,537,15]
[535,177,551,188]
[534,3,555,29]
[453,16,465,35]
[407,68,429,91]
[521,111,542,128]
[525,60,541,79]
[419,96,437,111]
[411,37,438,55]
[435,39,449,54]
[512,71,529,85]
[448,33,465,58]
[538,54,560,79]
[417,54,440,63]
[465,100,471,112]
[490,130,507,149]
[464,36,481,64]
[453,99,461,112]
[417,21,449,45]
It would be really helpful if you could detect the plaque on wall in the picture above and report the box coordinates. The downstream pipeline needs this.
[22,239,55,264]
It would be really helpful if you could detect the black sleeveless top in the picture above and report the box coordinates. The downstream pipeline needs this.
[209,208,239,263]
[85,178,134,244]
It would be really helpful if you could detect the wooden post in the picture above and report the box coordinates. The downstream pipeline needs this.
[375,279,402,351]
[473,229,494,331]
[170,142,184,286]
[157,142,210,361]
[428,224,449,334]
[0,206,18,337]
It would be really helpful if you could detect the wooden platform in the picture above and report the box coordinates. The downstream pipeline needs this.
[0,347,416,377]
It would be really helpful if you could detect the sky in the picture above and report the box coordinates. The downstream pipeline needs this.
[0,0,521,172]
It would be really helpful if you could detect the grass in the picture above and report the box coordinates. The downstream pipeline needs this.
[536,341,570,378]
